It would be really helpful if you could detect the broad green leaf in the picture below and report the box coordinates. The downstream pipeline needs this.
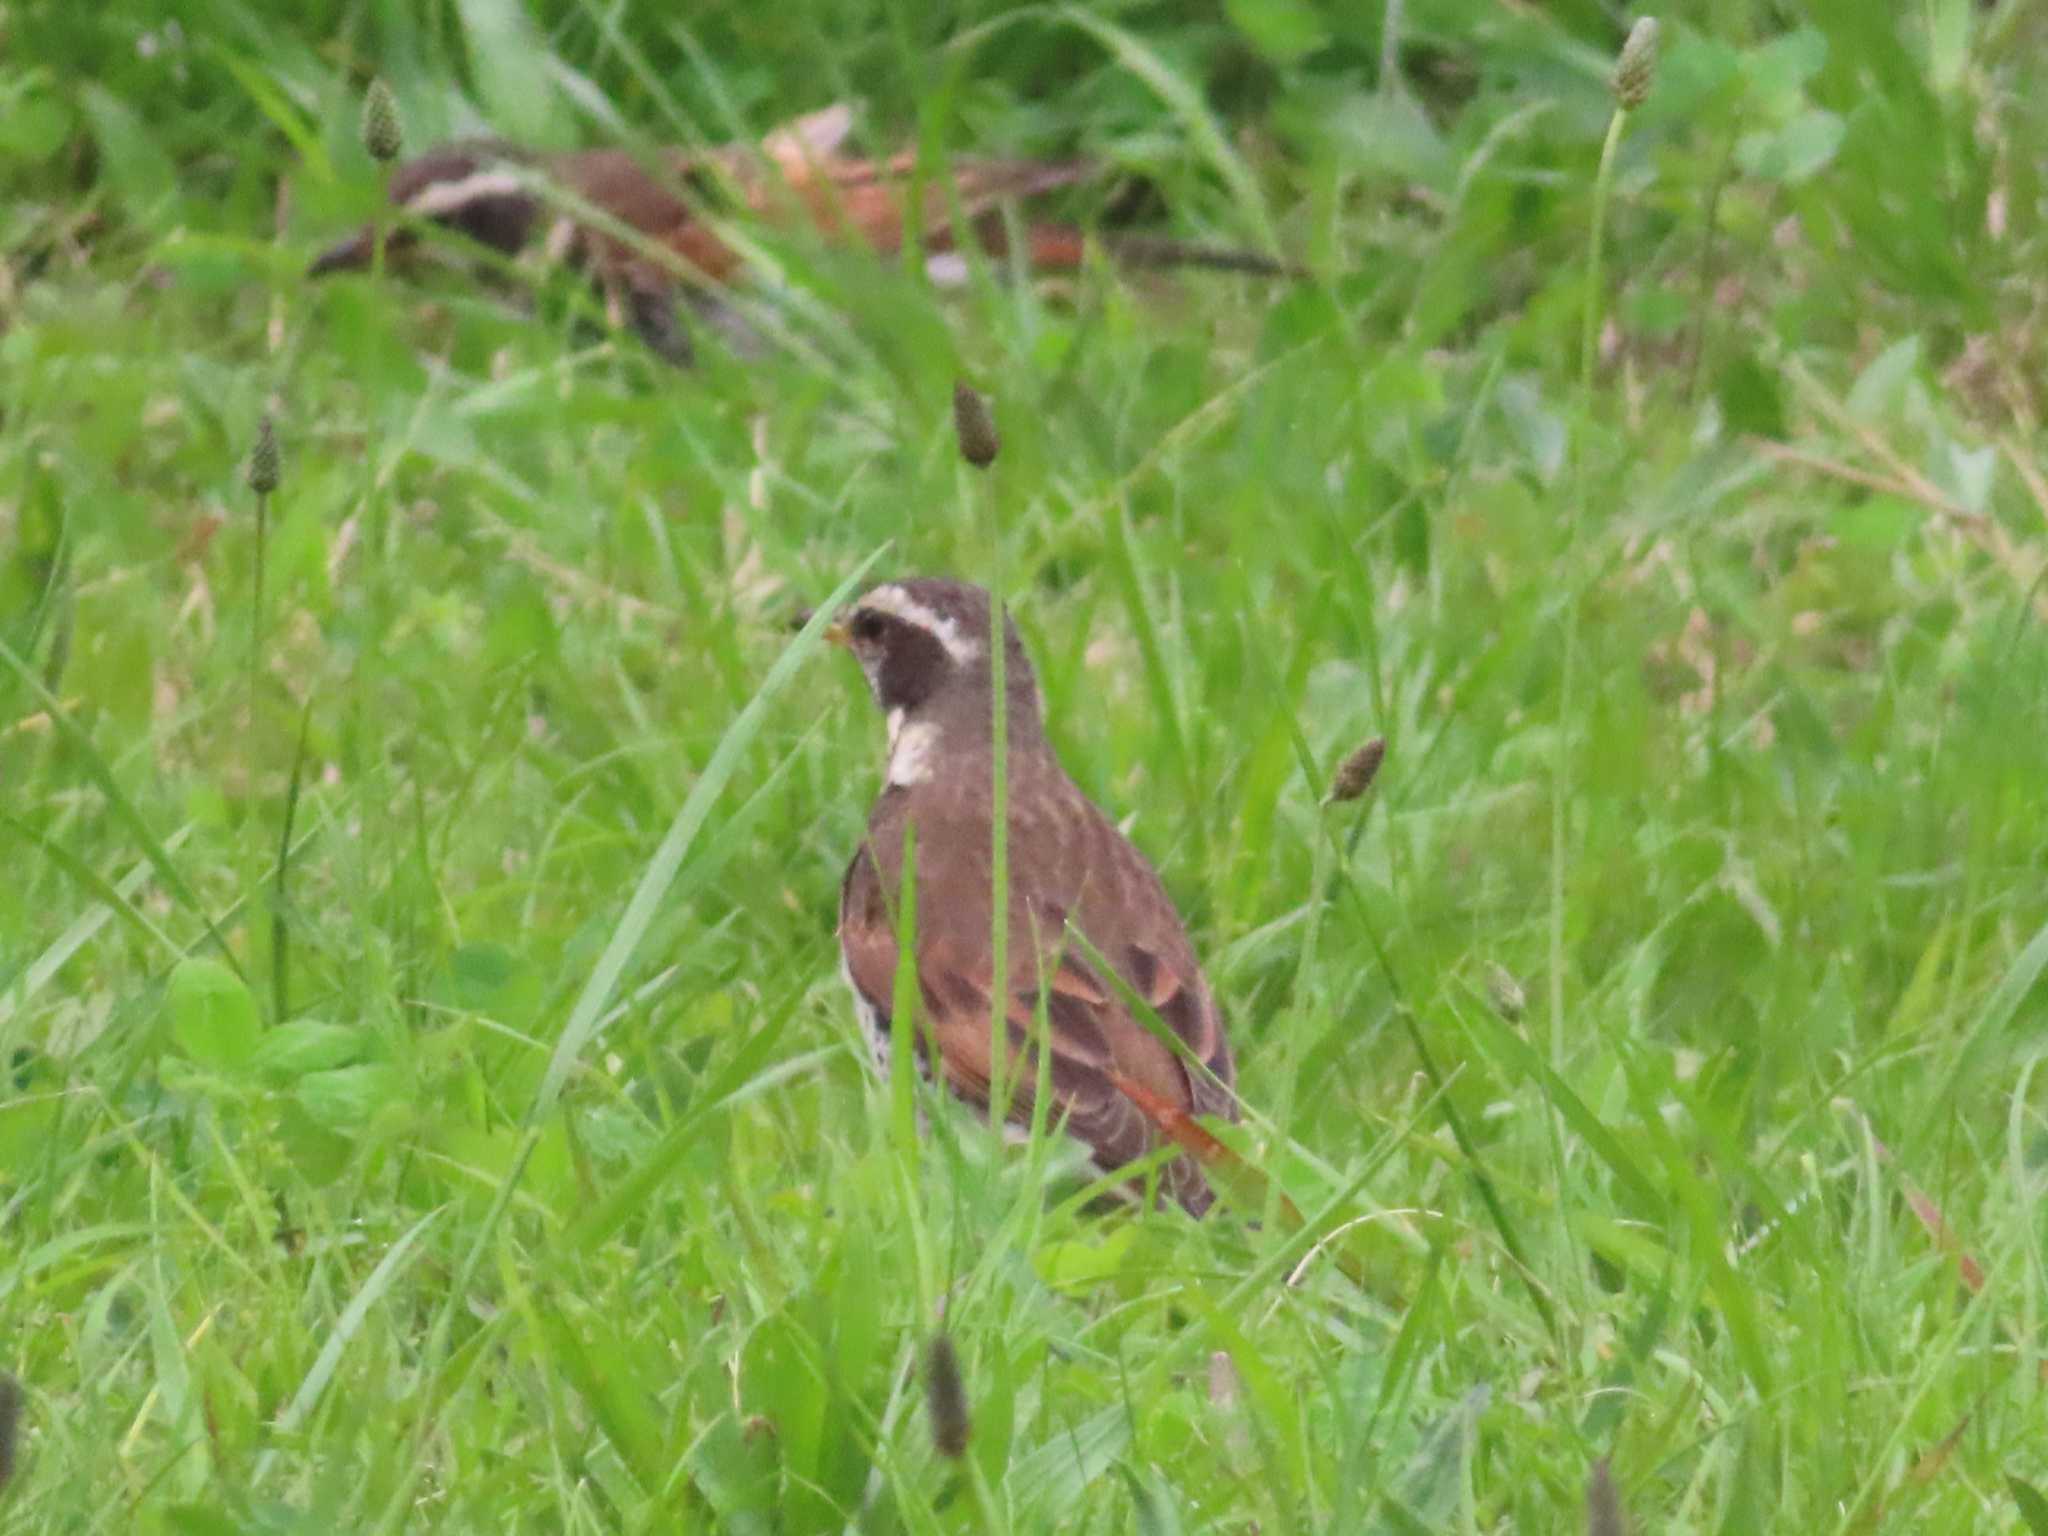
[253,1020,364,1080]
[1010,1405,1130,1513]
[1368,1387,1487,1534]
[454,0,566,146]
[2012,1475,2048,1536]
[1224,0,1328,64]
[1926,0,1969,97]
[167,958,261,1074]
[1735,108,1844,185]
[1323,93,1454,189]
[1716,354,1786,439]
[1742,27,1829,102]
[1847,335,1922,417]
[1829,496,1920,549]
[0,87,74,159]
[1940,441,1996,515]
[1121,1462,1189,1536]
[78,84,177,212]
[295,1064,405,1131]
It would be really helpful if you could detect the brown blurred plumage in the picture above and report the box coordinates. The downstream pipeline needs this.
[307,105,1301,361]
[830,578,1237,1214]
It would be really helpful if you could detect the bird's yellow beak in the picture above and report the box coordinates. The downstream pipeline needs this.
[791,607,851,647]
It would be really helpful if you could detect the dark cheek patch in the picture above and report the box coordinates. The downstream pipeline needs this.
[877,625,950,713]
[451,192,538,256]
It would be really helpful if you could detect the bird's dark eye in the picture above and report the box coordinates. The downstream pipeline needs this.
[850,611,886,644]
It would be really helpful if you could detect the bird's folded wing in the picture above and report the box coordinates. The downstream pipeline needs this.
[840,903,1205,1165]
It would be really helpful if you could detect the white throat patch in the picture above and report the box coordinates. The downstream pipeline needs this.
[857,584,983,665]
[542,215,582,263]
[924,252,971,288]
[885,707,939,786]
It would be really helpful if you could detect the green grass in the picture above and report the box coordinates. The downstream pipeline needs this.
[5,0,2048,1529]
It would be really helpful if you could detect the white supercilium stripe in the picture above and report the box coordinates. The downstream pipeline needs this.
[403,169,530,220]
[855,584,983,664]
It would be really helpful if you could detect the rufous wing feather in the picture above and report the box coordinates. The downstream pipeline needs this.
[838,843,1224,1212]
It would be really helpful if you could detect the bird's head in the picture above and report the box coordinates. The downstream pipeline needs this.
[826,579,1043,778]
[307,139,542,277]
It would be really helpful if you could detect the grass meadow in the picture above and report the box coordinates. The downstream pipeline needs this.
[5,0,2048,1529]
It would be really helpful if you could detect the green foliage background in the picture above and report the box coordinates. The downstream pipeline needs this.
[4,0,2048,1529]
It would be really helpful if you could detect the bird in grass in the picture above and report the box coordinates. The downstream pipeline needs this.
[306,104,1300,363]
[827,578,1236,1214]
